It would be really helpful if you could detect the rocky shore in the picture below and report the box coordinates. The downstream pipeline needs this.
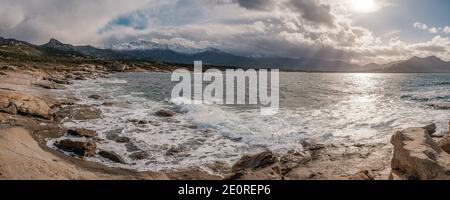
[1,63,450,180]
[0,63,218,180]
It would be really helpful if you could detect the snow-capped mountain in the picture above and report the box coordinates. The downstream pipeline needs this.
[112,39,207,55]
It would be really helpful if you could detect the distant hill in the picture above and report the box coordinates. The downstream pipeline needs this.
[373,56,450,73]
[1,36,449,72]
[0,36,43,57]
[34,38,361,70]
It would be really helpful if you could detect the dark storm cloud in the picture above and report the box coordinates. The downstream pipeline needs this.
[287,0,335,27]
[235,0,276,11]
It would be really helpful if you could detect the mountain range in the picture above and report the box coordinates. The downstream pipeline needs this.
[1,36,450,73]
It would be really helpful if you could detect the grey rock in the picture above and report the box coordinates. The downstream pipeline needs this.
[98,150,126,164]
[129,151,149,160]
[67,128,97,138]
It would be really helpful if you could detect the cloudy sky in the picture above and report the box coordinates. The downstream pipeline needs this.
[0,0,449,64]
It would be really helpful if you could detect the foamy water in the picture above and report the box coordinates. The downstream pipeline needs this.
[48,72,450,172]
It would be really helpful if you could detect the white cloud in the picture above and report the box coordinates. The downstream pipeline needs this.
[414,22,428,30]
[414,22,450,35]
[429,27,439,34]
[444,26,450,34]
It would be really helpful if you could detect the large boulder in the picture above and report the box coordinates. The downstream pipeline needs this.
[390,127,450,180]
[0,89,51,119]
[54,140,96,157]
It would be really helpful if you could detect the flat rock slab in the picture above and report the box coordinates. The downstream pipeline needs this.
[53,105,102,121]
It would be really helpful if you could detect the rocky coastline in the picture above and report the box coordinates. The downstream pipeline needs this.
[1,63,450,180]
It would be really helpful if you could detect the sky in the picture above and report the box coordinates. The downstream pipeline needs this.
[0,0,449,64]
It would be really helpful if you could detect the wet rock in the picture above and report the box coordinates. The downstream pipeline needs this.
[98,150,126,164]
[232,151,279,172]
[422,123,437,135]
[390,127,450,180]
[116,137,130,143]
[438,135,450,154]
[125,142,140,152]
[0,89,51,119]
[64,74,74,79]
[52,98,77,107]
[67,128,97,138]
[165,146,185,156]
[74,76,86,80]
[129,151,149,160]
[102,101,114,106]
[53,105,101,121]
[36,81,66,90]
[101,100,130,107]
[54,140,96,157]
[88,95,102,100]
[155,109,176,117]
[106,132,119,140]
[224,136,243,142]
[105,131,130,143]
[301,140,326,151]
[127,119,148,125]
[428,103,450,110]
[348,170,375,180]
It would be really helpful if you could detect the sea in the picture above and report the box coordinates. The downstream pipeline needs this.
[48,72,450,173]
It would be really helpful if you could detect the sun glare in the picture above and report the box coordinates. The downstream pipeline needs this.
[350,0,378,13]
